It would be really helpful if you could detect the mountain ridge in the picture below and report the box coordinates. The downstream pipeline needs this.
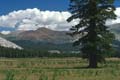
[1,23,120,51]
[6,27,73,44]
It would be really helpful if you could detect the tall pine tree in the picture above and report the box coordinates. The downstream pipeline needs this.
[67,0,116,68]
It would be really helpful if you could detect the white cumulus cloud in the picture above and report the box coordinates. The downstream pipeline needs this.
[106,7,120,25]
[0,8,76,31]
[0,8,119,31]
[112,7,120,24]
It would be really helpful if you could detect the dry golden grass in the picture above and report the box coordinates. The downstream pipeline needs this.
[0,58,119,80]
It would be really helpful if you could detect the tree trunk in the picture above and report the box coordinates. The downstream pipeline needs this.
[88,54,98,68]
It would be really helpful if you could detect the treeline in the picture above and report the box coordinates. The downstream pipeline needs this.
[0,46,120,58]
[0,46,81,58]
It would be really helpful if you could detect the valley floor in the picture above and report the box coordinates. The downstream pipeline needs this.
[0,58,120,80]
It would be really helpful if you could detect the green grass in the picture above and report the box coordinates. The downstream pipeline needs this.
[0,58,119,80]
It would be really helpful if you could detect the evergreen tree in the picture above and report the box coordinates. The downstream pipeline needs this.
[67,0,116,68]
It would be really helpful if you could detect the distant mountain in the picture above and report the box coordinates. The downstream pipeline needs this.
[109,23,120,41]
[2,27,78,51]
[11,40,79,51]
[6,24,120,42]
[109,23,120,53]
[2,23,120,51]
[0,36,23,50]
[4,30,25,40]
[6,27,73,44]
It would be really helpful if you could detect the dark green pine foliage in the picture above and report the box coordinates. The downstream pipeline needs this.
[67,0,116,68]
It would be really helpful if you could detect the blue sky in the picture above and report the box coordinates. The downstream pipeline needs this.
[0,0,120,33]
[0,0,69,15]
[0,0,119,15]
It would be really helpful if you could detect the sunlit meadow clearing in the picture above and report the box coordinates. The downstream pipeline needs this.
[0,58,119,80]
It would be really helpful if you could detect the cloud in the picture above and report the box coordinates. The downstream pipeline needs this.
[1,31,11,35]
[112,7,120,24]
[0,8,77,31]
[0,8,119,31]
[106,7,120,25]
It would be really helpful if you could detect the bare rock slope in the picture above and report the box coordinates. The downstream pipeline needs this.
[0,37,23,50]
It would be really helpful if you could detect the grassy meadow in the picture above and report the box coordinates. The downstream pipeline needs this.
[0,58,119,80]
